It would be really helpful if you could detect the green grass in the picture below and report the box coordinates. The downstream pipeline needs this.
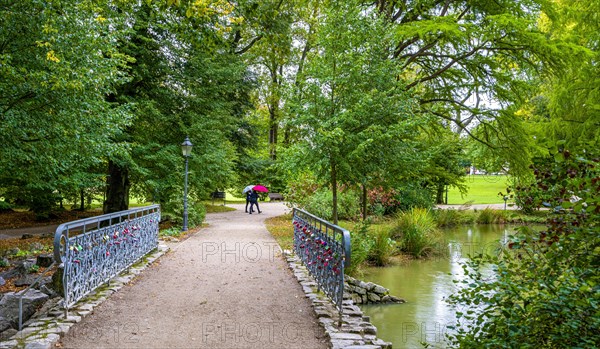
[265,213,294,251]
[447,175,510,205]
[225,191,246,202]
[204,204,236,213]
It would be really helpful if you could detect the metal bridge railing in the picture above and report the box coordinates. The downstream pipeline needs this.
[53,204,160,314]
[292,208,351,326]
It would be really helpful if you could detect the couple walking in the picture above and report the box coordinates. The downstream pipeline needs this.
[245,190,261,214]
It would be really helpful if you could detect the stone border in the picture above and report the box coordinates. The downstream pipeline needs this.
[285,251,393,349]
[0,244,169,349]
[345,276,405,305]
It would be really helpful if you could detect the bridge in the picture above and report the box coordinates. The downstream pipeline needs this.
[2,203,391,349]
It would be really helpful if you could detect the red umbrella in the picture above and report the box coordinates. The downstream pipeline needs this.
[253,185,269,192]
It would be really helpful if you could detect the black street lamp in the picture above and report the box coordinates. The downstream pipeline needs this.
[181,136,193,231]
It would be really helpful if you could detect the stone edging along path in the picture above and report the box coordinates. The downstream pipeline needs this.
[285,252,393,349]
[0,244,169,349]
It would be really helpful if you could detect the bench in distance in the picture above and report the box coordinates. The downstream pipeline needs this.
[268,192,284,201]
[211,191,226,206]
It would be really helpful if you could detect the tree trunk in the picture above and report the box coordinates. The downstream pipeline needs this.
[103,160,130,214]
[331,162,338,225]
[269,107,278,160]
[79,188,84,211]
[436,181,445,204]
[268,62,281,161]
[361,183,367,220]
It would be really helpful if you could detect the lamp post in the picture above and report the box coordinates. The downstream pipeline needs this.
[181,136,193,231]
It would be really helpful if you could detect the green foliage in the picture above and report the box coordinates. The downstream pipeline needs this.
[420,132,469,204]
[475,208,508,224]
[345,220,373,276]
[27,264,40,274]
[303,188,361,222]
[159,227,185,238]
[160,201,206,230]
[433,209,476,227]
[0,1,255,216]
[366,182,435,215]
[0,0,133,213]
[286,0,421,223]
[384,0,582,174]
[368,227,397,267]
[395,182,435,211]
[0,201,11,212]
[280,171,319,209]
[510,170,547,214]
[446,148,600,348]
[392,208,441,258]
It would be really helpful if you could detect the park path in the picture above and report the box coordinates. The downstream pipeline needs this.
[58,202,328,349]
[0,224,59,240]
[436,203,516,210]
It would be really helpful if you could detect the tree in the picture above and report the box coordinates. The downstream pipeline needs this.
[532,0,599,152]
[288,0,420,223]
[366,0,583,174]
[102,1,254,218]
[0,0,132,216]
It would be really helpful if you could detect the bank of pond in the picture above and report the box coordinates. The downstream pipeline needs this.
[357,223,533,349]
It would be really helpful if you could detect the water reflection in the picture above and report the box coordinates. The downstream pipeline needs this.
[361,225,518,349]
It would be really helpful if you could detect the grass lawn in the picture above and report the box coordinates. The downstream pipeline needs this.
[447,175,510,205]
[265,214,294,251]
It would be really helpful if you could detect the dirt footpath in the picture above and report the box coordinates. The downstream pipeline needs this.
[59,202,328,349]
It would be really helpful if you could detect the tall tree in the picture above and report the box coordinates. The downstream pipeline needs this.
[0,0,132,215]
[367,0,582,173]
[288,0,420,223]
[103,1,253,215]
[541,0,599,150]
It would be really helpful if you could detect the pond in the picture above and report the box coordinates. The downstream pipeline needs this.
[360,224,518,349]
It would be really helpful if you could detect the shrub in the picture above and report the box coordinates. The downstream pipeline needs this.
[392,208,441,258]
[446,147,600,348]
[476,208,508,224]
[0,200,11,212]
[283,173,319,208]
[367,227,397,266]
[509,173,545,214]
[367,187,401,215]
[160,200,206,229]
[303,188,360,221]
[366,182,434,216]
[433,208,476,227]
[345,220,373,276]
[395,182,435,211]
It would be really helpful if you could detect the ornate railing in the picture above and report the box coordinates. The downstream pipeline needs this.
[53,205,160,312]
[292,208,351,325]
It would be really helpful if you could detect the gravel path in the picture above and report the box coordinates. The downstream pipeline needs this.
[58,202,328,349]
[0,224,59,240]
[436,203,517,210]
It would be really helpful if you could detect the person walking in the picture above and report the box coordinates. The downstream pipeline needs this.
[248,190,261,214]
[245,190,252,213]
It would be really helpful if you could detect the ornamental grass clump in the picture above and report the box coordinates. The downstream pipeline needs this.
[368,227,397,266]
[433,208,476,227]
[392,208,441,258]
[476,207,508,224]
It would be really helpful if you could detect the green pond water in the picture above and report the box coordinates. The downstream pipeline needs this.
[361,225,516,349]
